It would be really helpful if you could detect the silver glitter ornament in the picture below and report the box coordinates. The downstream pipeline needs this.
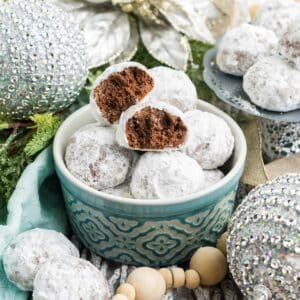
[0,0,88,120]
[228,174,300,300]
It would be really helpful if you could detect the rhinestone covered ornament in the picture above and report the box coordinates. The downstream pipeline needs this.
[228,174,300,299]
[0,0,88,120]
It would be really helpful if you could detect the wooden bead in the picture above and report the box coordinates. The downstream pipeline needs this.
[126,267,166,300]
[190,247,227,286]
[116,283,136,300]
[217,232,228,256]
[185,269,200,289]
[171,267,185,288]
[159,268,173,289]
[112,294,129,300]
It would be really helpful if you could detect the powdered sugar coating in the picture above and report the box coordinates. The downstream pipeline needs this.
[65,124,135,190]
[130,152,204,200]
[253,0,297,13]
[3,229,79,291]
[201,169,225,189]
[33,256,110,300]
[147,66,197,112]
[104,170,223,199]
[90,62,152,125]
[279,20,300,70]
[116,101,189,151]
[216,23,278,76]
[255,6,300,38]
[185,110,234,170]
[243,56,300,112]
[103,182,133,198]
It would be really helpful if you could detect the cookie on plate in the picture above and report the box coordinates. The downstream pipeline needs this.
[217,23,278,76]
[243,56,300,112]
[279,20,300,70]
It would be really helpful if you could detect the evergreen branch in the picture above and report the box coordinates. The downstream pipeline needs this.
[0,132,17,154]
[0,129,32,205]
[24,113,62,157]
[0,122,9,130]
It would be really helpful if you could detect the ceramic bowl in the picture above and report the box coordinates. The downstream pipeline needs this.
[53,101,247,266]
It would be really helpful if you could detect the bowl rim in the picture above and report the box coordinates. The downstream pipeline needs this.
[53,101,247,206]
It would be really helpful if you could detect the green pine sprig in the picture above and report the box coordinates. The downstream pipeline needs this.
[24,113,62,157]
[0,113,62,208]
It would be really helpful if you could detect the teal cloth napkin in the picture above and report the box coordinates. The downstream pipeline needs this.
[0,146,68,299]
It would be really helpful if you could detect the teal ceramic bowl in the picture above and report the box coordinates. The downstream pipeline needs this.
[53,101,247,266]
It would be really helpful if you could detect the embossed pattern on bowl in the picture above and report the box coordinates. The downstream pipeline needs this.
[53,102,246,266]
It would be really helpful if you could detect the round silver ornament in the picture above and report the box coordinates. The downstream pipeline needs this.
[228,174,300,299]
[0,0,88,120]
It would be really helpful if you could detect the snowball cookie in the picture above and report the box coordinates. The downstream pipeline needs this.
[279,21,300,70]
[147,66,197,112]
[130,152,204,200]
[201,169,224,188]
[33,256,110,300]
[103,182,133,198]
[243,56,300,112]
[3,228,79,291]
[255,6,300,38]
[185,110,234,169]
[216,23,278,76]
[251,0,298,15]
[116,101,189,151]
[65,124,135,190]
[90,62,154,125]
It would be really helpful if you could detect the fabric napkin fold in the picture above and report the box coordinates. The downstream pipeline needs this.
[0,146,68,299]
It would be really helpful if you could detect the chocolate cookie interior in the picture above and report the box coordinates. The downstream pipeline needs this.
[125,107,188,149]
[93,67,154,123]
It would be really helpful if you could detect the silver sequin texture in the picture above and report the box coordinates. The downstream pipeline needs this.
[227,174,300,299]
[0,0,88,119]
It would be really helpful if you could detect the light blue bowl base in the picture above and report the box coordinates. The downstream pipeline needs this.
[62,185,237,266]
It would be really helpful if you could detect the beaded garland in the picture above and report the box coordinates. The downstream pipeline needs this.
[112,244,228,300]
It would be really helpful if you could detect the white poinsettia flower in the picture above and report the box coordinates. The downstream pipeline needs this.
[51,0,249,70]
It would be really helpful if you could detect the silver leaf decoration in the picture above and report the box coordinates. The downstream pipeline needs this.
[51,0,89,11]
[192,0,232,42]
[110,18,139,65]
[52,0,130,68]
[152,0,216,44]
[213,0,249,28]
[84,0,111,3]
[139,21,190,70]
[213,0,237,15]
